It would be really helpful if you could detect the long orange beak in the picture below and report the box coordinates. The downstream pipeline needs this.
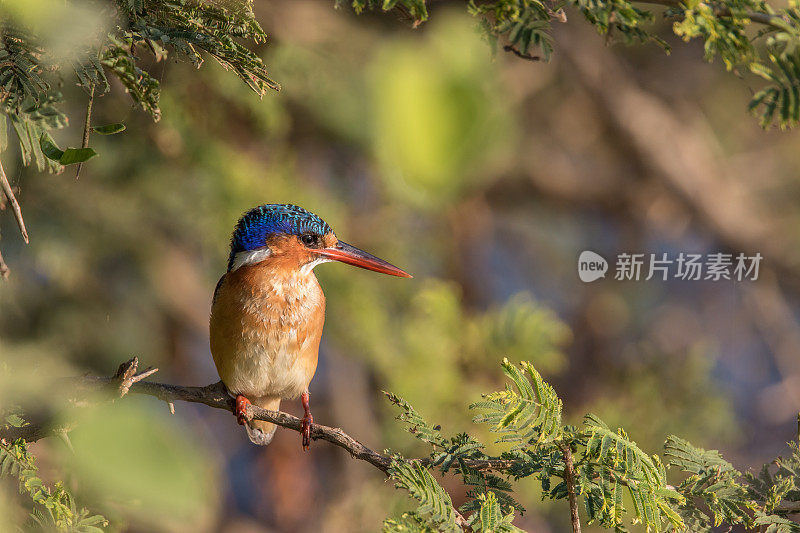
[315,241,412,278]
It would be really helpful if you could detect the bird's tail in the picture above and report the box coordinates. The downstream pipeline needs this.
[245,396,281,446]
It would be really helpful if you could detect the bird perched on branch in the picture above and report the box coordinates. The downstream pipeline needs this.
[210,204,411,449]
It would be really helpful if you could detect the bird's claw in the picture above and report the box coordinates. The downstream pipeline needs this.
[235,394,251,426]
[302,413,313,450]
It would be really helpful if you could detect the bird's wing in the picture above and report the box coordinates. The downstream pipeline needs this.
[212,274,226,305]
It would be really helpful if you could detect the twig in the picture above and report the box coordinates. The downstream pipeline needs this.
[454,509,472,530]
[0,248,9,279]
[0,158,28,243]
[559,441,582,533]
[503,45,541,61]
[111,357,158,398]
[76,83,94,180]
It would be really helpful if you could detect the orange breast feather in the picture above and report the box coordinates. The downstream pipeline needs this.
[209,259,325,400]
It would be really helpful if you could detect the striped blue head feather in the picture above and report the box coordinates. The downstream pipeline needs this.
[228,204,333,271]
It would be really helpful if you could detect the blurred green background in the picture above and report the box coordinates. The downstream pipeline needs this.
[2,1,800,531]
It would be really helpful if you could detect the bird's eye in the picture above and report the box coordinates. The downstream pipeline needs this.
[300,233,317,247]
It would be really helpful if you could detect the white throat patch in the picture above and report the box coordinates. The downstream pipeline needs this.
[230,247,272,271]
[300,256,332,275]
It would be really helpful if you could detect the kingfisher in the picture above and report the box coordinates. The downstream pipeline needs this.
[210,204,411,449]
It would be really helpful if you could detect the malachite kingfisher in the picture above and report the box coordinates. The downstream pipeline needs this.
[210,204,411,449]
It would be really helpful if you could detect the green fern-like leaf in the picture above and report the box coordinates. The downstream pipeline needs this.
[385,391,449,448]
[101,37,162,121]
[383,512,438,533]
[664,435,756,528]
[432,433,487,474]
[585,414,666,486]
[574,0,667,48]
[582,415,684,532]
[389,459,463,533]
[473,491,525,533]
[340,0,429,24]
[0,25,67,171]
[461,468,525,517]
[754,513,800,533]
[746,463,796,513]
[115,0,280,95]
[73,53,110,94]
[471,359,562,449]
[0,436,108,532]
[468,0,558,61]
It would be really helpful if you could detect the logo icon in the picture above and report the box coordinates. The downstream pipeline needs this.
[578,251,608,283]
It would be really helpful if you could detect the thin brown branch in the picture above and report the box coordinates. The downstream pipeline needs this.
[559,441,582,533]
[0,361,522,479]
[76,84,94,180]
[0,248,9,279]
[503,45,541,61]
[0,158,28,243]
[454,509,472,530]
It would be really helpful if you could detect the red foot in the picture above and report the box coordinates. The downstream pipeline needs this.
[235,395,252,426]
[301,391,313,451]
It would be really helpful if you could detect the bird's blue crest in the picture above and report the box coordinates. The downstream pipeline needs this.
[228,204,333,271]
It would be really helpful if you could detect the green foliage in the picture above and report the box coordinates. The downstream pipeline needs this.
[342,0,429,25]
[471,358,562,448]
[1,0,799,187]
[91,123,125,135]
[467,0,558,60]
[754,513,800,532]
[115,0,279,95]
[385,391,450,448]
[73,54,110,96]
[380,359,800,532]
[100,36,162,121]
[468,0,666,63]
[584,414,666,488]
[1,417,108,532]
[746,441,800,531]
[0,26,51,111]
[385,387,524,521]
[0,0,275,174]
[383,512,438,533]
[472,491,524,532]
[748,26,800,129]
[665,435,756,528]
[466,0,800,129]
[388,459,462,532]
[671,0,800,129]
[576,0,667,47]
[40,135,98,166]
[582,415,684,531]
[0,24,67,172]
[2,0,799,185]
